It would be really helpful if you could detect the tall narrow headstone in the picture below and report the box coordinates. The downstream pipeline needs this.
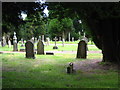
[59,37,62,41]
[25,40,35,59]
[35,38,38,43]
[72,37,74,42]
[42,35,44,42]
[2,36,7,47]
[20,38,24,47]
[76,40,87,59]
[46,37,50,46]
[37,40,44,54]
[8,40,11,48]
[78,31,81,40]
[13,32,18,51]
[62,38,65,47]
[31,37,35,43]
[39,36,41,41]
[53,37,58,49]
[68,32,71,42]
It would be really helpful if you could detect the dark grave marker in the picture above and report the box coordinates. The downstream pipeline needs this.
[25,40,35,59]
[76,40,87,59]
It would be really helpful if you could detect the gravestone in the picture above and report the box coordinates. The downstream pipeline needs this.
[37,40,44,54]
[39,36,41,40]
[62,38,65,47]
[0,41,1,46]
[42,35,44,42]
[20,38,24,47]
[68,32,71,42]
[76,40,87,59]
[53,37,58,49]
[46,37,50,46]
[72,37,74,42]
[25,40,35,59]
[2,36,7,47]
[35,38,38,43]
[59,37,62,41]
[31,37,35,43]
[13,32,18,51]
[8,40,11,48]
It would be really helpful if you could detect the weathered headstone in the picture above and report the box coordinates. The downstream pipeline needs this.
[62,38,65,47]
[42,35,44,42]
[25,40,35,59]
[78,31,81,40]
[37,40,44,54]
[0,41,1,46]
[72,37,74,42]
[8,40,11,48]
[59,37,62,41]
[2,36,7,47]
[20,38,24,47]
[68,32,71,42]
[31,37,35,43]
[46,37,50,46]
[76,40,87,59]
[13,32,18,51]
[39,36,41,40]
[53,37,58,49]
[35,38,38,43]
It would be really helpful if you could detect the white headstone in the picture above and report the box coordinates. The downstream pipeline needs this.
[46,37,50,46]
[13,32,18,51]
[68,32,71,42]
[42,35,44,42]
[8,40,11,48]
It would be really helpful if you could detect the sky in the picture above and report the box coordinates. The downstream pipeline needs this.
[21,0,49,20]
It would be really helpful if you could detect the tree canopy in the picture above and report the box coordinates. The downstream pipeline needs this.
[2,2,120,63]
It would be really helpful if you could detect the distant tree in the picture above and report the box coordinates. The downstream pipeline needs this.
[48,17,74,40]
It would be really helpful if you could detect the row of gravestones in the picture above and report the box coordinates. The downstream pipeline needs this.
[25,39,87,59]
[25,40,44,59]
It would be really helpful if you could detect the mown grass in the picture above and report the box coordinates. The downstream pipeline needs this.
[0,41,100,52]
[1,50,118,88]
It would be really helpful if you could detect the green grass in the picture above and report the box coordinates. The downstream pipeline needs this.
[1,51,118,88]
[0,42,100,52]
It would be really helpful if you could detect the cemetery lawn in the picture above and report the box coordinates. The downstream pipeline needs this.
[1,51,118,88]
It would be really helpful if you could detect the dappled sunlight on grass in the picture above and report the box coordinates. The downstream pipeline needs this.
[1,44,118,88]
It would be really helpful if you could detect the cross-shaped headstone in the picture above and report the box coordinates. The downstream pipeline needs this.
[53,37,58,49]
[53,37,58,46]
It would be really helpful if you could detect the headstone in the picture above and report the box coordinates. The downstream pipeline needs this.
[42,35,44,42]
[46,37,50,46]
[31,37,35,43]
[35,38,38,43]
[8,40,11,48]
[82,35,88,44]
[72,37,74,42]
[0,41,1,46]
[68,32,71,42]
[62,38,65,47]
[2,36,7,47]
[13,32,18,51]
[59,37,62,41]
[25,40,35,59]
[53,37,58,49]
[37,40,44,54]
[39,36,41,40]
[20,38,24,47]
[76,40,87,59]
[78,31,81,40]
